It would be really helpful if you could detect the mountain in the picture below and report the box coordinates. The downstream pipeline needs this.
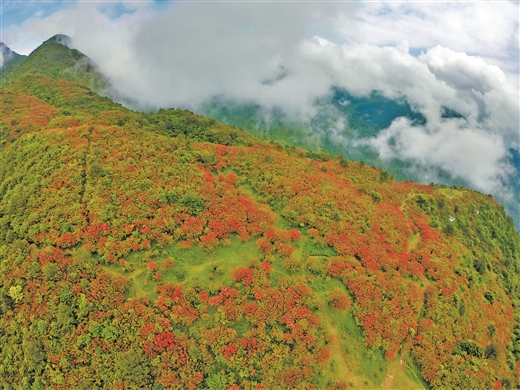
[1,34,107,91]
[198,91,520,231]
[0,42,27,81]
[1,35,520,389]
[1,42,26,66]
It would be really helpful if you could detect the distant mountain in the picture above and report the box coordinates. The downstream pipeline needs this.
[1,35,520,389]
[1,42,25,66]
[0,42,26,81]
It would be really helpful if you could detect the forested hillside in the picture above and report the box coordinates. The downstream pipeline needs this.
[199,89,520,231]
[1,36,519,389]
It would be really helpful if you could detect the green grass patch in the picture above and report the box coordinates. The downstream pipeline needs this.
[102,234,421,389]
[310,276,392,388]
[408,233,421,251]
[274,215,297,230]
[356,348,389,386]
[303,239,338,257]
[103,235,262,301]
[401,356,428,389]
[436,187,465,198]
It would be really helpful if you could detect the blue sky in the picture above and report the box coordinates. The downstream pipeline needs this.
[1,0,171,52]
[1,0,148,29]
[1,0,171,26]
[2,1,73,28]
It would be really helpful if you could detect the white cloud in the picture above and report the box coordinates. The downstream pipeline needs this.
[3,2,351,115]
[368,117,515,196]
[299,37,518,198]
[336,2,519,59]
[419,46,519,142]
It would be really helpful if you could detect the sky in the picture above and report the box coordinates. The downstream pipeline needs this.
[1,0,519,209]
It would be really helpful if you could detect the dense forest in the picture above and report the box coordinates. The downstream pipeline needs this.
[1,35,519,389]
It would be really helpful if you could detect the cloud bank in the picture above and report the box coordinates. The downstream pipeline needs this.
[3,1,519,205]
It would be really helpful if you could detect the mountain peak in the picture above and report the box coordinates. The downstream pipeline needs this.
[0,41,25,69]
[46,33,72,47]
[3,34,108,91]
[1,41,14,55]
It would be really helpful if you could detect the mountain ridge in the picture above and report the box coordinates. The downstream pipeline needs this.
[1,34,108,92]
[1,35,519,389]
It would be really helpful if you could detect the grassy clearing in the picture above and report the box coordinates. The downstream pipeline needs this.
[382,355,425,390]
[103,236,261,300]
[408,233,421,251]
[304,268,386,388]
[274,214,297,230]
[311,276,392,388]
[436,187,465,198]
[303,239,338,257]
[102,232,425,388]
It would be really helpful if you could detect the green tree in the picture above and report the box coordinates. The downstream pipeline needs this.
[117,348,153,387]
[180,191,204,216]
[8,285,24,303]
[205,371,228,390]
[22,336,45,374]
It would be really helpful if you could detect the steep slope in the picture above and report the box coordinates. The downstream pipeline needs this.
[1,36,519,389]
[2,34,107,92]
[1,39,258,149]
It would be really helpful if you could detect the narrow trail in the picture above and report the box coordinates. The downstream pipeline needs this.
[382,370,395,390]
[399,192,417,211]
